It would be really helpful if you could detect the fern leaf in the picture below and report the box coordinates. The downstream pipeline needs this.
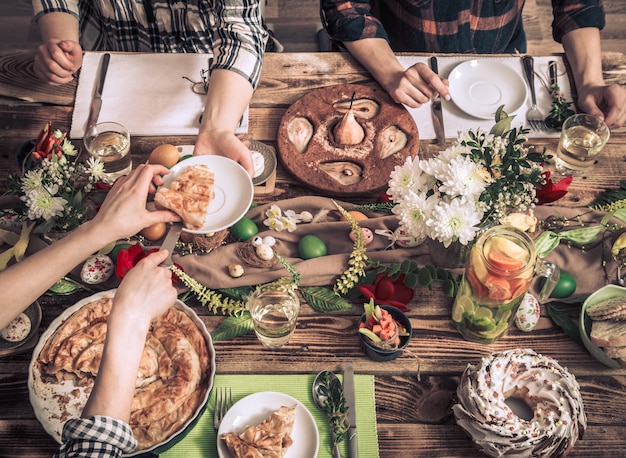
[211,312,254,341]
[301,287,353,312]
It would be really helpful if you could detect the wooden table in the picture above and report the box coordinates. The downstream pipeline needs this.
[1,50,625,457]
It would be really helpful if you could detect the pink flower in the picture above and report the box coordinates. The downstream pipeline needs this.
[536,171,573,205]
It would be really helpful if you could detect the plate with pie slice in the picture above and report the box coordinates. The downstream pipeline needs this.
[158,152,254,234]
[217,391,319,458]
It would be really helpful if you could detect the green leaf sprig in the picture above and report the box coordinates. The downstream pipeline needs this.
[170,265,246,316]
[332,200,368,295]
[314,371,349,448]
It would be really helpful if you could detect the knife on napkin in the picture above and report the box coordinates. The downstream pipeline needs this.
[429,56,446,145]
[85,53,110,130]
[344,364,358,458]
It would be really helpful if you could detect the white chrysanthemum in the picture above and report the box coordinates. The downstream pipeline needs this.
[86,157,106,180]
[20,169,45,194]
[425,198,482,247]
[437,155,488,200]
[61,138,78,156]
[25,188,67,221]
[387,156,423,200]
[391,190,433,242]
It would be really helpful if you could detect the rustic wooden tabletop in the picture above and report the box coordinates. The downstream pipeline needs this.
[0,50,625,457]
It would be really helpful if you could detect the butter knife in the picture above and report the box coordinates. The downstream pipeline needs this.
[85,52,110,131]
[429,56,446,145]
[159,222,183,267]
[344,364,358,458]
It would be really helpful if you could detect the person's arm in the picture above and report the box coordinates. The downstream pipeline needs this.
[82,250,177,420]
[0,164,179,329]
[343,38,450,108]
[192,0,267,177]
[562,27,626,128]
[33,11,83,85]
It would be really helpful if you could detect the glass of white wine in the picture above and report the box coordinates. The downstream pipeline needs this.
[555,113,610,177]
[84,121,132,183]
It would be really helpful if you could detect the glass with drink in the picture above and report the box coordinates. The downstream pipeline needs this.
[555,113,610,177]
[247,284,300,349]
[451,226,559,344]
[84,121,132,183]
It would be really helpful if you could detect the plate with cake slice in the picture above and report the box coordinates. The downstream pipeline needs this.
[217,391,319,458]
[155,151,254,233]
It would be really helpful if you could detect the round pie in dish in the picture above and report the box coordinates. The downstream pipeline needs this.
[28,289,215,455]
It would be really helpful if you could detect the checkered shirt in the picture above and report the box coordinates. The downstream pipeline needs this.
[54,415,137,458]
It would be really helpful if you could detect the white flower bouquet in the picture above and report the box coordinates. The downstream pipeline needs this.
[5,122,106,233]
[387,111,547,248]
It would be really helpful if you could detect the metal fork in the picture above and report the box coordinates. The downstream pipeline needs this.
[213,386,233,431]
[522,55,546,132]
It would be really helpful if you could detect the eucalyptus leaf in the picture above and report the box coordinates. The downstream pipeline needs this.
[211,312,254,341]
[300,287,352,312]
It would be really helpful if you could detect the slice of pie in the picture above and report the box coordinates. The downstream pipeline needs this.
[221,405,296,458]
[154,164,215,230]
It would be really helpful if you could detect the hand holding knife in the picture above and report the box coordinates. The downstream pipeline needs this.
[429,56,446,145]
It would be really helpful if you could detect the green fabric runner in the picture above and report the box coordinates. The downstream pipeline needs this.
[160,373,379,458]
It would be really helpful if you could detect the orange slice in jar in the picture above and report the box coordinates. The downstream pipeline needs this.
[484,274,513,301]
[487,251,524,271]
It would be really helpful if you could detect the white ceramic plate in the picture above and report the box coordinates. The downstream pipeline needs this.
[217,391,319,458]
[448,60,528,119]
[162,150,253,234]
[28,290,216,456]
[579,284,624,368]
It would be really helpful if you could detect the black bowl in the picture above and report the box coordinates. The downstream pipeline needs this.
[359,304,412,362]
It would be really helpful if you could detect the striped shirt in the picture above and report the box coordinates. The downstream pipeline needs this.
[321,0,606,54]
[32,0,269,87]
[54,415,136,458]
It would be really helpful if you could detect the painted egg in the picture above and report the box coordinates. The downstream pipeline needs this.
[229,217,259,241]
[298,234,327,259]
[262,235,277,247]
[342,210,368,222]
[80,254,114,284]
[515,293,540,332]
[350,227,374,245]
[551,271,577,299]
[256,244,275,261]
[395,228,424,248]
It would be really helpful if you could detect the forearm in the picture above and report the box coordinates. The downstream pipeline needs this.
[82,312,150,421]
[36,12,79,43]
[562,27,604,91]
[0,220,109,328]
[343,38,406,93]
[200,69,253,135]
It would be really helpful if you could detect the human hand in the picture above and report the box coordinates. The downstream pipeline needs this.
[381,62,450,108]
[88,164,180,241]
[110,250,177,328]
[576,83,626,129]
[33,40,83,85]
[193,129,254,177]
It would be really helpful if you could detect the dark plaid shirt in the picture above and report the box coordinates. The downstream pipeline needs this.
[321,0,606,54]
[54,415,137,458]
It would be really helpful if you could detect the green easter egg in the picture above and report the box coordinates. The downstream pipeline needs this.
[298,234,327,259]
[547,271,577,299]
[229,217,258,241]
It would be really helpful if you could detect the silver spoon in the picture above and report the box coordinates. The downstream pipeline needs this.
[312,371,343,458]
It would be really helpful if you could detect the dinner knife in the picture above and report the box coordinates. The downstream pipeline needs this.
[429,56,446,145]
[344,364,358,458]
[159,222,183,267]
[85,52,110,130]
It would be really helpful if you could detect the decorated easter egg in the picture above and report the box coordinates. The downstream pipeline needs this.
[551,271,577,299]
[298,234,327,259]
[80,254,114,284]
[229,217,259,241]
[395,228,424,248]
[515,293,540,332]
[256,243,275,261]
[228,264,244,278]
[350,227,374,245]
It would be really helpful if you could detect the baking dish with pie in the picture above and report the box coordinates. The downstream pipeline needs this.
[28,289,215,456]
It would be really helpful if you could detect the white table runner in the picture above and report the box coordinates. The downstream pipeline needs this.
[397,55,572,140]
[71,52,248,139]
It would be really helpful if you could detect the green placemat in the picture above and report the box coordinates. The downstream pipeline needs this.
[160,373,379,458]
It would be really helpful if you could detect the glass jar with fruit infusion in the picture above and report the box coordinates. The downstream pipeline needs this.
[451,226,559,343]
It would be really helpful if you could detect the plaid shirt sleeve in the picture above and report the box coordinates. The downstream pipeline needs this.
[54,415,137,458]
[321,0,605,54]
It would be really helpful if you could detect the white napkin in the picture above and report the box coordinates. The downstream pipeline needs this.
[397,55,573,140]
[71,52,248,139]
